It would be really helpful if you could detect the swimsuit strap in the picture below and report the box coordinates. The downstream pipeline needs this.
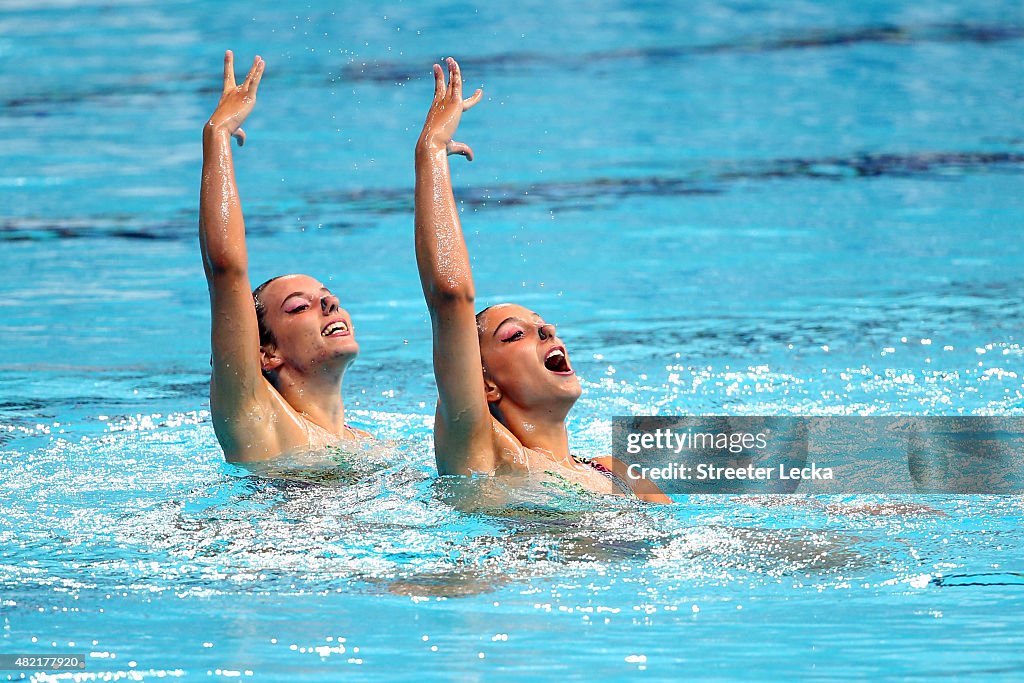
[571,455,633,496]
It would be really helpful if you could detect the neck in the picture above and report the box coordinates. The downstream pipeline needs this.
[496,401,573,462]
[274,366,348,434]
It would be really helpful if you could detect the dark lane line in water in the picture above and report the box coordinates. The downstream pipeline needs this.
[1,22,1022,115]
[3,150,1021,242]
[343,22,1024,83]
[592,278,1024,359]
[932,572,1024,587]
[314,150,1024,216]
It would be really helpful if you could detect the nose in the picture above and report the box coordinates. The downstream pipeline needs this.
[320,294,340,314]
[538,323,556,341]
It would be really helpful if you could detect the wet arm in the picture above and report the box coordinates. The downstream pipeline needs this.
[414,59,492,474]
[199,52,270,430]
[200,127,261,400]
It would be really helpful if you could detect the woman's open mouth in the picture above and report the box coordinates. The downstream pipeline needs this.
[544,346,573,375]
[321,320,351,337]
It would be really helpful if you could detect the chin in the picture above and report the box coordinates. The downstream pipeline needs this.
[560,373,582,393]
[323,341,359,368]
[332,338,360,354]
[553,377,583,403]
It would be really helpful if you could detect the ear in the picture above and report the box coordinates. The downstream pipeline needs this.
[260,344,284,373]
[483,373,501,404]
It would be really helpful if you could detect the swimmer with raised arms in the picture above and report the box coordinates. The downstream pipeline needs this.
[200,51,370,462]
[414,58,670,503]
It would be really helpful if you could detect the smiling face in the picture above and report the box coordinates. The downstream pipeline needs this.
[476,303,582,417]
[254,274,358,378]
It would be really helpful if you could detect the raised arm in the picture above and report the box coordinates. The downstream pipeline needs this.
[414,58,493,475]
[199,51,271,449]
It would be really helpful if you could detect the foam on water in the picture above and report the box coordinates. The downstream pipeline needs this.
[4,354,1021,615]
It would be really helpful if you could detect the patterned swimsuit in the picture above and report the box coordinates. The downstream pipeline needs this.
[571,455,632,495]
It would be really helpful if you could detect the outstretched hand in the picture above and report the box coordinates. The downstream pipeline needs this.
[419,57,482,160]
[207,50,265,146]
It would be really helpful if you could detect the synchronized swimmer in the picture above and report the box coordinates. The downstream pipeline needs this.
[199,51,370,463]
[414,58,670,503]
[198,51,667,502]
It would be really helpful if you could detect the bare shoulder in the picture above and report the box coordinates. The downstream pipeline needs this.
[212,378,310,462]
[488,417,531,474]
[433,407,528,475]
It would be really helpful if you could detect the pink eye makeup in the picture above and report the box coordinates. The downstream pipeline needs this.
[283,297,311,313]
[500,329,525,342]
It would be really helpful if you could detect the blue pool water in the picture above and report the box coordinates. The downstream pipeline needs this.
[2,0,1024,680]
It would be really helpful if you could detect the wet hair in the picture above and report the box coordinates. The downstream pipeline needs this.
[475,305,502,420]
[253,275,286,348]
[475,305,495,340]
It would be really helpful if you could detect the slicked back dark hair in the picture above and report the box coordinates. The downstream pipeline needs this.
[475,305,495,340]
[253,275,286,348]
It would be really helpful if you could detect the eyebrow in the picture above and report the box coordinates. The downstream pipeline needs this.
[280,288,332,307]
[492,314,544,337]
[493,317,523,337]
